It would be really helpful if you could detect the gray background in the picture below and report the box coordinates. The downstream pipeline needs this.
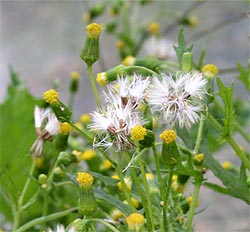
[1,0,249,231]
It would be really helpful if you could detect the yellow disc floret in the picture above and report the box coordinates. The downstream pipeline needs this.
[222,161,232,170]
[70,71,80,80]
[102,159,112,170]
[159,130,176,144]
[80,113,91,123]
[116,40,125,50]
[43,89,59,104]
[202,64,219,78]
[145,173,155,180]
[194,153,204,163]
[187,196,199,207]
[130,125,147,141]
[59,122,71,135]
[82,149,96,160]
[122,55,136,66]
[96,72,107,86]
[126,213,145,230]
[86,23,102,37]
[149,22,160,35]
[77,172,94,187]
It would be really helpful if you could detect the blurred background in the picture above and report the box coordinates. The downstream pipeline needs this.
[1,0,249,231]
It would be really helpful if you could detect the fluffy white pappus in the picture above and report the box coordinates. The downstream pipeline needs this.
[147,72,207,128]
[143,36,176,60]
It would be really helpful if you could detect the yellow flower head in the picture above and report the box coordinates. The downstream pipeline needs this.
[77,172,94,187]
[124,198,140,209]
[116,40,125,50]
[117,177,132,192]
[96,72,107,86]
[159,130,176,144]
[70,71,80,80]
[187,16,198,27]
[80,113,91,124]
[111,209,124,221]
[101,159,112,170]
[194,153,204,163]
[111,175,119,180]
[59,122,71,135]
[82,149,96,161]
[130,125,147,141]
[222,161,232,170]
[126,213,145,230]
[43,89,59,104]
[35,157,43,168]
[187,196,199,207]
[122,55,136,66]
[149,21,160,35]
[86,23,102,38]
[202,64,219,79]
[145,173,155,180]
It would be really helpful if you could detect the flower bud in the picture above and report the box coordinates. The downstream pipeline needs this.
[77,172,97,216]
[160,130,180,166]
[70,71,80,94]
[202,64,219,79]
[43,89,72,123]
[38,174,48,185]
[96,65,126,86]
[126,213,145,232]
[193,153,205,166]
[80,23,102,66]
[54,122,71,151]
[58,151,76,167]
[181,52,193,72]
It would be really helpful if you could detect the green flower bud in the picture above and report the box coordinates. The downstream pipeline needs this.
[43,89,72,123]
[181,52,193,72]
[58,151,76,167]
[38,174,47,185]
[70,71,80,93]
[96,64,127,86]
[77,172,97,216]
[80,23,102,66]
[160,130,180,166]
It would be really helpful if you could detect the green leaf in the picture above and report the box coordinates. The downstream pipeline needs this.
[90,171,118,187]
[204,152,250,204]
[203,182,231,195]
[94,188,130,215]
[173,26,193,68]
[0,70,42,221]
[237,63,250,92]
[216,78,235,140]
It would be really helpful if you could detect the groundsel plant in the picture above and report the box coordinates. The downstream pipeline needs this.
[1,3,249,232]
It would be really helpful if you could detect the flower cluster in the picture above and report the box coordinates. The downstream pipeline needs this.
[89,75,149,150]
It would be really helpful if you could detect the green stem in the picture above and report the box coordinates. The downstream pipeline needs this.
[13,158,36,230]
[193,117,205,154]
[164,166,174,232]
[87,64,102,110]
[214,97,250,143]
[13,207,77,232]
[68,93,75,110]
[125,152,153,232]
[115,164,136,212]
[186,182,202,232]
[124,66,159,76]
[138,154,155,232]
[208,114,250,170]
[152,145,166,232]
[70,122,93,143]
